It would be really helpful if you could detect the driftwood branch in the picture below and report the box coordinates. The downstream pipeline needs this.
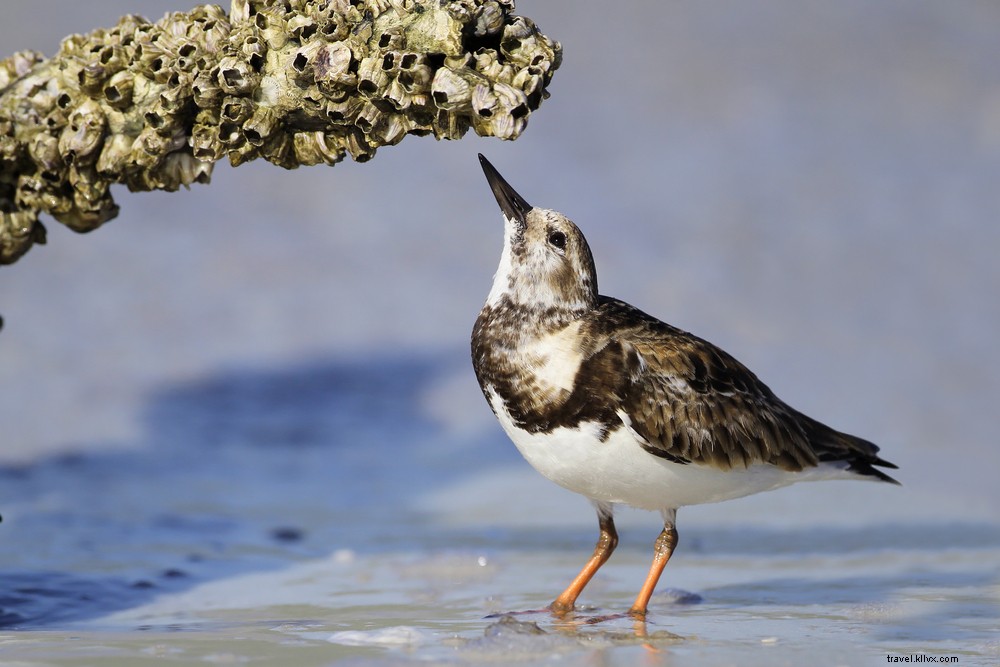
[0,0,560,264]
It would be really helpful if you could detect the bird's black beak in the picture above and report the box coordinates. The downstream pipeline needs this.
[479,154,532,225]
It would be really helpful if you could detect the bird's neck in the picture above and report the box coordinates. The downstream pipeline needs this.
[472,296,589,417]
[475,296,589,350]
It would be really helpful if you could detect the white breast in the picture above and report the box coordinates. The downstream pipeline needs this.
[519,321,585,395]
[484,386,851,510]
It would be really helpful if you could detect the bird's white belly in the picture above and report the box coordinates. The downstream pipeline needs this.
[486,387,840,510]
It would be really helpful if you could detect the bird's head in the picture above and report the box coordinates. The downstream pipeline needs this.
[478,154,598,315]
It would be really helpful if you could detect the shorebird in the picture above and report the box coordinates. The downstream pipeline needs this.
[471,154,899,619]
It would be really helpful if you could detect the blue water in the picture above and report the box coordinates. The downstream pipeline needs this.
[2,1,999,665]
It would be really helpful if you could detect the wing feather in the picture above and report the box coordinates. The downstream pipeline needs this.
[588,297,895,480]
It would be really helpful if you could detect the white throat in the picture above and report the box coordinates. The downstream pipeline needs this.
[484,211,595,315]
[485,216,517,307]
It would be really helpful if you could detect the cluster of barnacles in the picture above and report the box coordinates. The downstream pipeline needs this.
[0,0,560,264]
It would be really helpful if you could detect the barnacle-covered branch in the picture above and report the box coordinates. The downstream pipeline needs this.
[0,0,560,264]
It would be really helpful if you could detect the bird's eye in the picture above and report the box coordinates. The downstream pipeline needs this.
[548,230,567,251]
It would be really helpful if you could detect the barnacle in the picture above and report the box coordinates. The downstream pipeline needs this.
[0,210,46,263]
[293,131,345,166]
[103,71,134,110]
[312,42,356,94]
[0,0,560,264]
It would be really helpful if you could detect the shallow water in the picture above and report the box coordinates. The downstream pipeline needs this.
[2,0,1000,665]
[1,353,997,665]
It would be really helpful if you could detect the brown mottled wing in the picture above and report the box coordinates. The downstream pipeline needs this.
[593,298,897,480]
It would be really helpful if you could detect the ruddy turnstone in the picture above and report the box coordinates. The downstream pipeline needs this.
[471,154,899,619]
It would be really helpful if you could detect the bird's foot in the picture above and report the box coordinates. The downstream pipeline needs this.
[580,607,649,625]
[483,607,551,619]
[485,601,597,620]
[548,599,576,617]
[582,611,631,625]
[627,606,647,621]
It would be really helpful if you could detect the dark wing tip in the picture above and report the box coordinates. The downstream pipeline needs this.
[863,454,901,484]
[831,443,901,485]
[849,459,901,485]
[798,412,900,485]
[478,154,532,224]
[874,456,899,470]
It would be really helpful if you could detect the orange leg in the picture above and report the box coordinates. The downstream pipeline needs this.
[550,509,617,615]
[629,516,678,619]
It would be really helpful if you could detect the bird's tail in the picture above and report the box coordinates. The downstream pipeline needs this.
[802,414,900,485]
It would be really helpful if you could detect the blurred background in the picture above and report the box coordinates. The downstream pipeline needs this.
[1,1,998,664]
